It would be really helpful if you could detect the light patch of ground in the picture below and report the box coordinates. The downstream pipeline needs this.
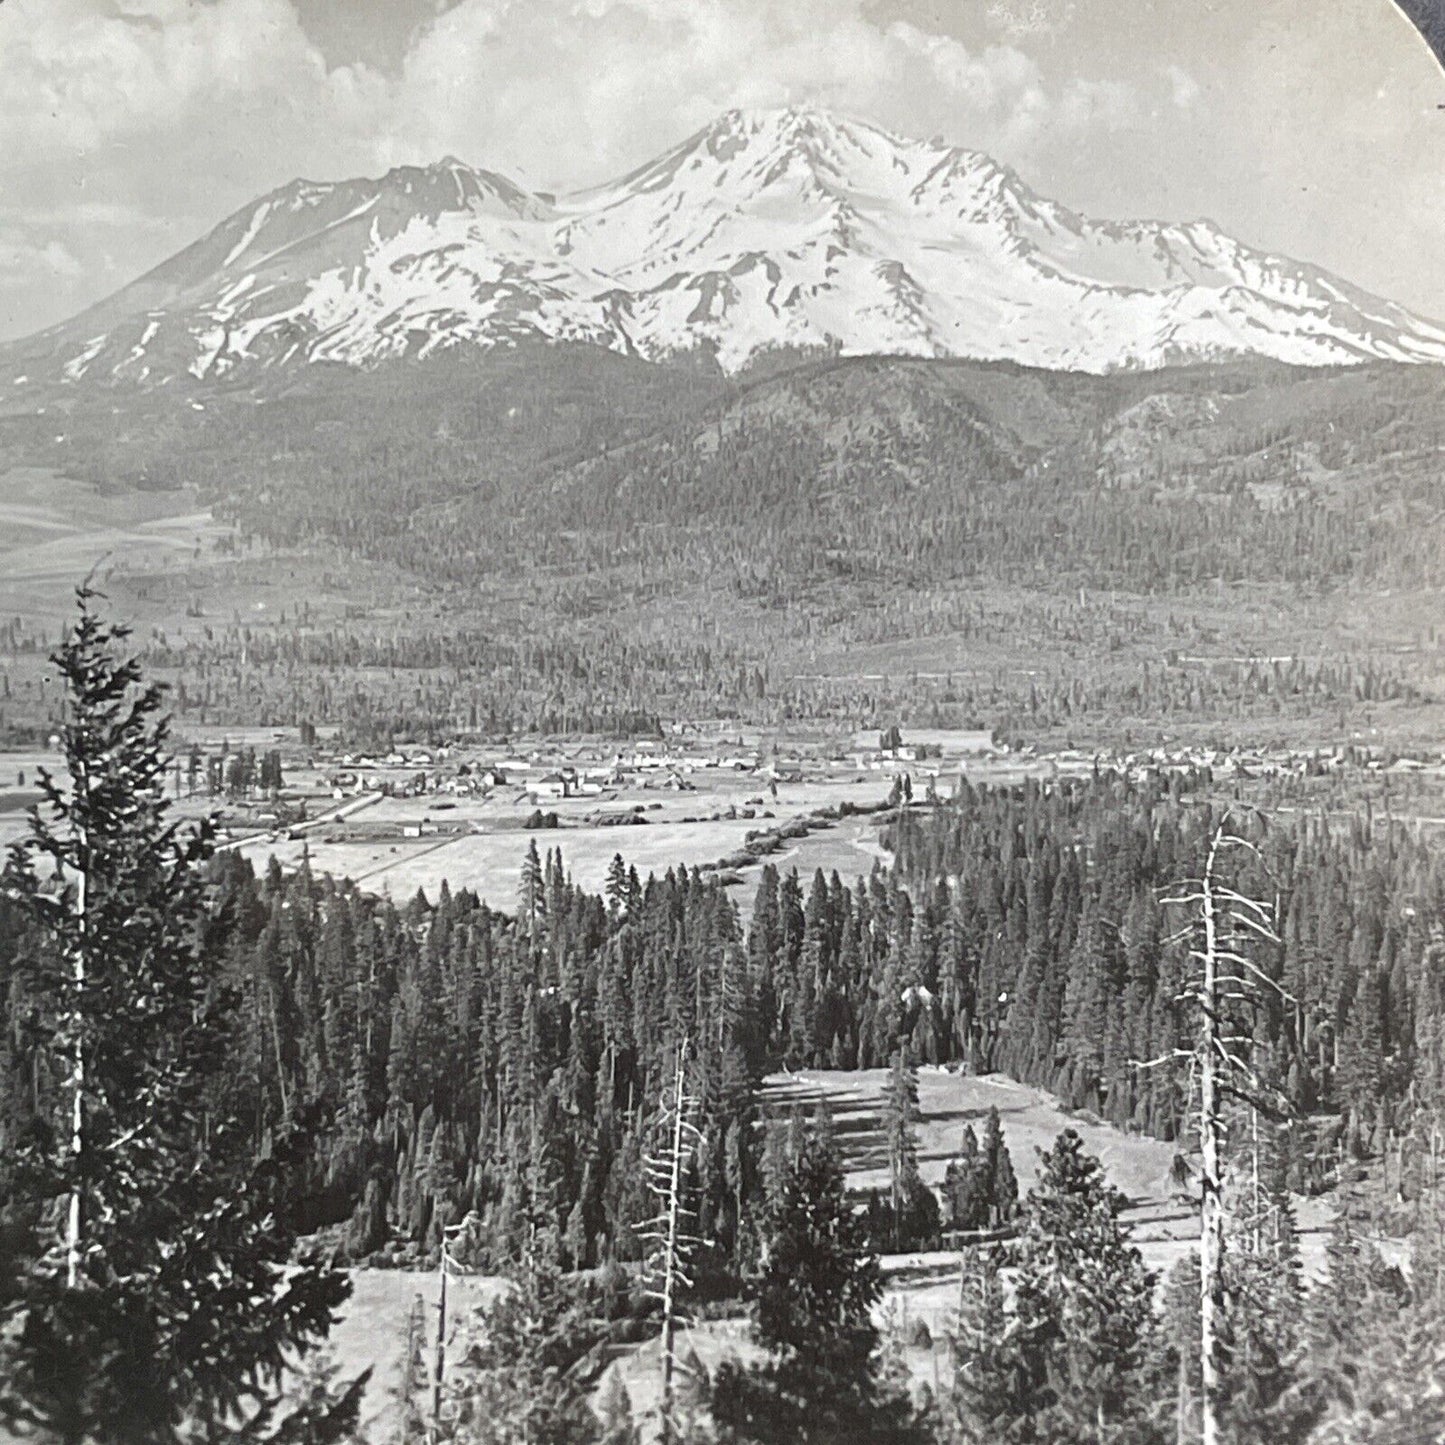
[765,1067,1181,1202]
[245,817,780,907]
[0,467,219,623]
[606,1066,1341,1437]
[234,772,900,911]
[730,813,890,903]
[326,1269,506,1441]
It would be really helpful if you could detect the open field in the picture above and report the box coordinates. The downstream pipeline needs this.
[220,757,911,906]
[606,1067,1343,1436]
[728,812,892,903]
[761,1067,1334,1282]
[765,1068,1181,1202]
[246,817,775,906]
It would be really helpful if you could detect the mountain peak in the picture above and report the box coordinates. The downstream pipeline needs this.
[8,107,1445,386]
[708,102,865,136]
[693,103,911,165]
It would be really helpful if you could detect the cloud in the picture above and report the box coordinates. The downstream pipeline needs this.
[0,0,393,336]
[386,0,1146,187]
[0,0,1155,339]
[1166,63,1201,109]
[0,237,83,283]
[985,0,1077,43]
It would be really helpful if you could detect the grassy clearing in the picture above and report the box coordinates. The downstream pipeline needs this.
[607,1066,1339,1432]
[0,466,218,623]
[243,816,775,907]
[235,773,900,910]
[325,1270,505,1441]
[764,1067,1181,1202]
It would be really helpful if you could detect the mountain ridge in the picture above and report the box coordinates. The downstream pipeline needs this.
[7,105,1445,388]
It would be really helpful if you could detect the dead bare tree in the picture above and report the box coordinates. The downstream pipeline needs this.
[1148,807,1289,1445]
[430,1211,480,1443]
[638,1035,705,1445]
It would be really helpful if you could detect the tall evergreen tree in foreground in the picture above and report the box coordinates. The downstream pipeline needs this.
[712,1119,928,1445]
[0,589,357,1444]
[953,1129,1159,1445]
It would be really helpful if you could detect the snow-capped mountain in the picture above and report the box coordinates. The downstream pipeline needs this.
[9,106,1445,387]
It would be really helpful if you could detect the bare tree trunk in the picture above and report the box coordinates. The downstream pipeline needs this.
[1198,830,1224,1445]
[658,1054,691,1442]
[1252,1105,1261,1253]
[431,1240,449,1442]
[68,854,85,1290]
[643,1037,702,1445]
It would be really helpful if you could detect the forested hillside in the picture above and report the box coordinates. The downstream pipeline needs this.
[3,348,1444,743]
[7,617,1445,1443]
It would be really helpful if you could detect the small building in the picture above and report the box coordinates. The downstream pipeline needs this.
[531,772,572,800]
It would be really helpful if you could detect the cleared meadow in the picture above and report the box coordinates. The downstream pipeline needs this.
[0,467,217,623]
[243,817,773,906]
[235,771,901,908]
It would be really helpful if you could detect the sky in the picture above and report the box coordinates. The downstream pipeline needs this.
[1,0,1442,342]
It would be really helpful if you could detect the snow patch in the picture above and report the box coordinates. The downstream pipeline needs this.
[62,335,108,381]
[223,203,273,269]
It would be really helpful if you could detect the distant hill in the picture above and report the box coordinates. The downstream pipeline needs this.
[2,345,1443,742]
[10,346,1445,588]
[6,106,1445,392]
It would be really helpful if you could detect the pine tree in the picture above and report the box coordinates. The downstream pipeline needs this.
[881,1046,936,1249]
[446,1243,599,1445]
[950,1242,1020,1445]
[0,590,358,1443]
[1283,1191,1445,1443]
[711,1121,926,1445]
[1157,1254,1203,1445]
[943,1125,986,1232]
[979,1107,1018,1228]
[1008,1129,1158,1443]
[942,1111,1017,1237]
[519,841,544,933]
[605,854,629,919]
